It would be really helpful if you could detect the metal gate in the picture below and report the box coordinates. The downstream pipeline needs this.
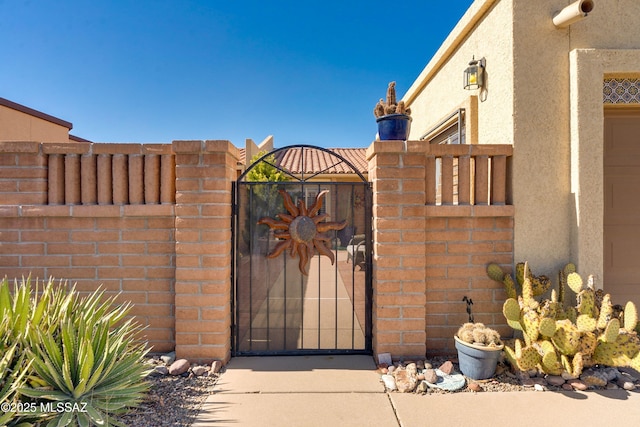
[232,145,372,355]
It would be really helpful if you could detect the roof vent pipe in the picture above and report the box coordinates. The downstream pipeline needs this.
[553,0,594,28]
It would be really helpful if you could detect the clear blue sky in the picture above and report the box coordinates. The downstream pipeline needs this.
[1,0,472,148]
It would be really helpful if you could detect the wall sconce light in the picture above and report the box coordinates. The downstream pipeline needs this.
[463,57,486,90]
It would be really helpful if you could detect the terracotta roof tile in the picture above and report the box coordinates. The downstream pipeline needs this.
[274,147,367,175]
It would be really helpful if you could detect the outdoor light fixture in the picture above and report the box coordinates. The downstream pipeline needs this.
[463,57,485,91]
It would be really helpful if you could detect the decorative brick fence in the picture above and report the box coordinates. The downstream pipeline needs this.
[0,139,513,362]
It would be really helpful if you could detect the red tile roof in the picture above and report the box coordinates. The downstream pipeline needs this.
[239,147,367,175]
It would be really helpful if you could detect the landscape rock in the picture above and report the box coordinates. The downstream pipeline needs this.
[416,381,429,393]
[169,359,191,376]
[161,351,176,365]
[618,379,636,391]
[423,369,438,384]
[546,375,565,387]
[568,379,588,391]
[467,382,482,392]
[211,360,224,374]
[438,361,454,375]
[381,374,397,391]
[153,366,169,376]
[192,365,207,376]
[581,370,608,387]
[405,363,417,376]
[394,368,418,393]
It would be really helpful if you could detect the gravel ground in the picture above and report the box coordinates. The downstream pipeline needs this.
[119,370,221,427]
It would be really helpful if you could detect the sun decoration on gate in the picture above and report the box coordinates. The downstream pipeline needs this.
[258,189,347,275]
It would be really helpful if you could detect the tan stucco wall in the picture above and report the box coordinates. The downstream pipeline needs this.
[0,105,70,142]
[404,0,640,278]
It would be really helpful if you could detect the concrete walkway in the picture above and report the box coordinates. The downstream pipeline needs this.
[193,355,640,427]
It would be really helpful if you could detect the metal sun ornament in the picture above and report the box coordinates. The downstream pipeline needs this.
[258,189,347,275]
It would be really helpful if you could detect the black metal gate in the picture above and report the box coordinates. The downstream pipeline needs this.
[232,145,372,355]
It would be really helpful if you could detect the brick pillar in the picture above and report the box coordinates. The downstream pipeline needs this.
[367,141,427,361]
[173,140,238,363]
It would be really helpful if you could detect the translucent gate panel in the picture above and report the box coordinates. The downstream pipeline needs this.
[233,180,371,355]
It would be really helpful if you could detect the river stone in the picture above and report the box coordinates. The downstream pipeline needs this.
[161,351,176,365]
[169,359,190,376]
[381,374,397,391]
[211,360,223,374]
[561,383,574,391]
[546,375,565,387]
[153,366,169,376]
[192,365,207,376]
[568,379,588,391]
[618,379,636,391]
[438,361,454,375]
[581,371,607,387]
[467,382,482,392]
[394,369,418,393]
[406,363,417,376]
[423,369,438,384]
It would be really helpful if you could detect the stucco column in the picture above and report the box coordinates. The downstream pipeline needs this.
[367,140,427,361]
[173,140,239,363]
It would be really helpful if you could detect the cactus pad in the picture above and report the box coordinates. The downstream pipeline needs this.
[597,293,614,329]
[503,274,517,300]
[517,345,541,371]
[601,318,620,343]
[539,317,557,337]
[624,301,638,332]
[566,272,583,294]
[503,298,521,321]
[577,314,597,332]
[552,319,581,355]
[486,263,505,282]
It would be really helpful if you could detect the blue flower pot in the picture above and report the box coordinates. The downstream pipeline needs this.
[376,114,412,141]
[454,336,504,380]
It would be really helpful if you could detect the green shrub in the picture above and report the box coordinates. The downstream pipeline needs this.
[0,276,151,427]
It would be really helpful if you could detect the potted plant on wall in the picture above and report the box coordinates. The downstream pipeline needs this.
[454,296,504,380]
[373,81,412,140]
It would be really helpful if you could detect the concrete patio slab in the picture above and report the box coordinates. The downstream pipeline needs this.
[389,388,640,427]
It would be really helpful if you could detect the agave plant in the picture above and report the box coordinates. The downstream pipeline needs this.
[19,286,151,427]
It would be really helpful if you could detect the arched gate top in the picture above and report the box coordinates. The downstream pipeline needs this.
[237,145,368,183]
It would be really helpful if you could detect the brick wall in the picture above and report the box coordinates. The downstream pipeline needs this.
[368,140,514,359]
[0,205,176,352]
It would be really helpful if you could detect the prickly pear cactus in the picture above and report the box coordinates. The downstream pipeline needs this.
[487,261,640,377]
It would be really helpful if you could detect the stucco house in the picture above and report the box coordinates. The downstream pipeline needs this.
[402,0,640,307]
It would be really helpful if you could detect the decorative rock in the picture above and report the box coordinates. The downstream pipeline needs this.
[424,362,433,370]
[568,379,588,391]
[169,359,190,376]
[423,369,438,384]
[379,367,389,375]
[531,377,547,386]
[617,378,636,391]
[416,373,425,381]
[561,383,574,392]
[394,369,418,393]
[387,365,396,374]
[416,360,425,370]
[581,371,607,387]
[467,382,482,392]
[406,363,417,376]
[603,368,619,382]
[438,361,454,375]
[161,351,176,365]
[416,381,429,393]
[381,374,397,391]
[192,365,207,376]
[546,375,565,387]
[521,378,535,387]
[211,360,223,374]
[561,372,578,380]
[534,384,547,392]
[153,366,169,376]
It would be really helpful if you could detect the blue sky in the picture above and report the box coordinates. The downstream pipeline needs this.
[1,0,472,148]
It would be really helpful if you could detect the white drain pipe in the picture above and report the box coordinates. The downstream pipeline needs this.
[553,0,595,28]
